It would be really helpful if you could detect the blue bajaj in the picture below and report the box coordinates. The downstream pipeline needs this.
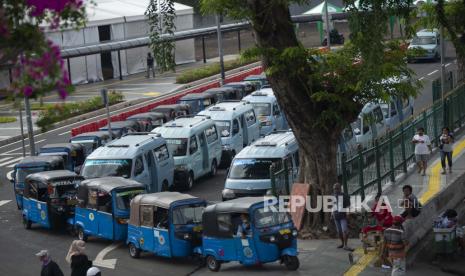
[197,197,299,272]
[11,156,64,210]
[22,171,83,230]
[127,192,206,259]
[74,177,145,242]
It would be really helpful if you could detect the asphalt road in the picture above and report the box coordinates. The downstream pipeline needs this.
[0,45,459,275]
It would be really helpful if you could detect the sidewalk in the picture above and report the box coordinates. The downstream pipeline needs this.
[346,131,465,275]
[0,55,241,141]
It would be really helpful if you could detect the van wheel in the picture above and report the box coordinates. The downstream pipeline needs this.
[161,180,169,192]
[77,227,88,242]
[206,255,221,272]
[210,160,217,177]
[129,243,141,258]
[283,255,299,270]
[186,172,194,191]
[23,217,31,230]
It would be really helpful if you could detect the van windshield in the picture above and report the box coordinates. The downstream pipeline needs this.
[81,159,132,178]
[412,36,436,45]
[229,158,281,179]
[252,103,271,116]
[172,204,205,225]
[254,207,290,228]
[166,138,188,156]
[216,121,231,137]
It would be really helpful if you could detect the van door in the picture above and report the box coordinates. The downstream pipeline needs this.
[231,118,242,152]
[272,102,283,130]
[198,132,209,173]
[373,106,386,138]
[154,144,173,190]
[145,151,158,192]
[245,109,259,144]
[240,115,248,147]
[133,155,150,188]
[189,135,202,178]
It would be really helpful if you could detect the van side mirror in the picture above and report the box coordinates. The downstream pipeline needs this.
[74,166,81,175]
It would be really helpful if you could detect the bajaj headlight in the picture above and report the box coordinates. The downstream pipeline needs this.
[222,189,235,199]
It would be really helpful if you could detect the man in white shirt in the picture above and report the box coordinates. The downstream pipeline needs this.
[412,127,432,176]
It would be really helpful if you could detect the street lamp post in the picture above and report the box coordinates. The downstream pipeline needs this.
[101,89,112,141]
[324,0,331,49]
[24,96,35,155]
[216,14,225,85]
[18,99,26,157]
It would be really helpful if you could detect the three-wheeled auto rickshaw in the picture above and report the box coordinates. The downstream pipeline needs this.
[39,143,85,173]
[126,112,166,131]
[22,170,83,230]
[99,120,140,138]
[151,104,191,122]
[178,93,217,115]
[127,192,206,259]
[204,87,239,102]
[11,156,65,210]
[195,197,299,271]
[74,177,145,242]
[223,82,252,97]
[69,131,115,156]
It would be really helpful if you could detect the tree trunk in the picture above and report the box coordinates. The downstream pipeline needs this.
[246,0,345,230]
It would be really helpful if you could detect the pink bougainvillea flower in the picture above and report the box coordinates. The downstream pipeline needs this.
[23,86,34,97]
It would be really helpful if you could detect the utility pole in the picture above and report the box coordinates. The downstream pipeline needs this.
[18,100,26,157]
[101,89,112,141]
[324,0,331,50]
[24,96,35,155]
[216,14,225,85]
[440,25,447,126]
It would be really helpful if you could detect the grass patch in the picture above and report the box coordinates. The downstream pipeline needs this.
[0,116,17,123]
[176,56,260,84]
[36,91,124,132]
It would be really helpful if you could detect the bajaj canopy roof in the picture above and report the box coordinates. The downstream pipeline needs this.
[203,197,265,214]
[26,170,83,186]
[70,131,114,140]
[80,177,144,193]
[15,155,64,168]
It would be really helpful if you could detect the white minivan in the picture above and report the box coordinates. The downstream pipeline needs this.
[81,133,174,192]
[243,91,286,136]
[152,116,222,191]
[408,29,440,62]
[223,131,299,200]
[351,103,387,148]
[198,101,260,167]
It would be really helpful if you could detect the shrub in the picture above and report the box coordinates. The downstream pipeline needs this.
[36,91,124,131]
[176,56,260,84]
[0,116,17,123]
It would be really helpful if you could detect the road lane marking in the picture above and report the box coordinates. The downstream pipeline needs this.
[0,157,12,162]
[0,157,23,167]
[427,70,439,76]
[419,77,425,81]
[0,200,12,207]
[3,139,46,154]
[445,63,451,67]
[93,242,121,269]
[421,136,465,204]
[59,131,70,136]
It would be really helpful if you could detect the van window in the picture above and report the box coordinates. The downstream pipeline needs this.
[293,151,300,167]
[217,121,231,137]
[141,205,154,227]
[390,101,397,116]
[273,103,281,116]
[154,145,170,161]
[232,119,240,136]
[229,158,281,179]
[189,135,198,154]
[134,156,144,176]
[81,159,132,179]
[245,110,256,127]
[373,107,384,124]
[205,125,218,144]
[166,138,188,157]
[402,98,410,109]
[412,36,436,45]
[252,103,271,116]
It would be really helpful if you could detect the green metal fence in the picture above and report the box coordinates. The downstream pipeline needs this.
[343,82,465,199]
[432,71,454,103]
[270,80,464,198]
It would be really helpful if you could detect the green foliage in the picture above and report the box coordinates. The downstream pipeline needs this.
[0,117,17,124]
[36,91,124,131]
[146,0,177,73]
[176,56,260,84]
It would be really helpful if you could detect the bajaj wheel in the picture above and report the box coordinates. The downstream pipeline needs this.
[77,227,88,242]
[128,243,141,258]
[185,172,194,191]
[206,255,221,272]
[283,255,299,270]
[23,217,31,230]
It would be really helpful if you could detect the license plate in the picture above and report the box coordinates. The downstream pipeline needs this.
[279,229,291,235]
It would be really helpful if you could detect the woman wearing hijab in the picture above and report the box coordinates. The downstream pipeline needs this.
[66,240,92,276]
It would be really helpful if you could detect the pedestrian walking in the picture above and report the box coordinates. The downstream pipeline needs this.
[383,216,409,276]
[86,267,101,276]
[412,127,432,176]
[66,240,92,276]
[400,185,421,219]
[439,127,454,174]
[36,250,64,276]
[146,52,155,78]
[332,183,353,251]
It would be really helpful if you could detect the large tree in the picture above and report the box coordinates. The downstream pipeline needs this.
[201,0,418,230]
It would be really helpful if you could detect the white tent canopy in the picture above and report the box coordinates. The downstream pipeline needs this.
[303,1,343,15]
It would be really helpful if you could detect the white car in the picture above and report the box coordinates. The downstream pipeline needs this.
[408,29,440,62]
